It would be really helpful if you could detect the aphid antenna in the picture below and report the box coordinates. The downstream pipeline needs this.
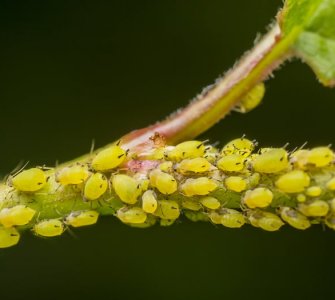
[90,139,96,154]
[10,160,30,177]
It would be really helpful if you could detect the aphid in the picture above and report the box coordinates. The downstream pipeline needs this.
[326,177,335,191]
[112,174,142,204]
[166,140,206,161]
[0,205,36,228]
[160,219,176,226]
[220,208,245,228]
[235,82,265,113]
[298,200,329,217]
[275,170,310,193]
[34,219,65,237]
[305,186,322,197]
[203,145,219,163]
[184,211,209,222]
[84,173,108,201]
[117,207,147,224]
[252,148,289,173]
[181,177,218,197]
[307,147,334,167]
[199,196,221,210]
[11,168,46,192]
[279,207,311,230]
[65,210,99,227]
[224,176,247,192]
[296,194,306,203]
[217,154,245,172]
[248,210,284,231]
[325,215,335,230]
[221,138,255,157]
[159,161,173,172]
[243,187,273,208]
[56,164,90,185]
[91,145,127,171]
[0,227,20,248]
[154,200,180,220]
[208,211,223,224]
[141,190,158,213]
[177,157,212,174]
[290,149,309,169]
[149,169,177,195]
[328,199,335,213]
[181,199,202,211]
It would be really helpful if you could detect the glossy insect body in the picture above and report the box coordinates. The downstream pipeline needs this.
[112,174,142,204]
[224,176,247,192]
[149,169,177,195]
[307,147,334,167]
[117,207,147,224]
[221,138,255,157]
[199,196,221,209]
[279,207,311,230]
[177,157,212,174]
[275,170,310,193]
[236,82,265,113]
[305,186,322,197]
[298,200,329,217]
[243,187,273,208]
[181,199,202,211]
[220,208,245,228]
[91,145,127,171]
[0,205,36,228]
[248,210,284,231]
[217,154,245,172]
[65,210,99,227]
[34,219,65,237]
[141,190,158,213]
[56,164,90,185]
[154,200,180,220]
[252,148,289,173]
[84,173,108,200]
[181,177,218,197]
[0,227,20,248]
[166,140,206,161]
[11,168,46,192]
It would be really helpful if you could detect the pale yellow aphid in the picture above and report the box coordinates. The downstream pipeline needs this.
[112,174,142,204]
[307,147,334,167]
[181,177,218,197]
[91,145,126,171]
[221,138,255,157]
[305,186,322,197]
[154,200,180,220]
[217,154,245,172]
[160,219,176,226]
[243,187,273,208]
[34,219,64,237]
[11,168,46,192]
[224,176,247,192]
[199,196,221,210]
[298,200,329,217]
[275,170,310,193]
[177,157,212,174]
[159,161,173,172]
[249,210,284,231]
[290,149,309,169]
[236,82,265,113]
[326,177,335,191]
[0,205,36,228]
[65,210,99,227]
[181,199,202,211]
[166,140,206,161]
[84,173,108,201]
[141,190,158,213]
[145,147,165,160]
[149,169,177,195]
[279,207,311,230]
[297,194,306,203]
[252,148,289,173]
[208,211,222,224]
[204,145,219,163]
[0,227,20,248]
[56,164,90,185]
[117,207,147,224]
[220,208,245,228]
[325,215,335,230]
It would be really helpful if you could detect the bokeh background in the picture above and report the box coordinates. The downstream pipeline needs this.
[1,1,335,299]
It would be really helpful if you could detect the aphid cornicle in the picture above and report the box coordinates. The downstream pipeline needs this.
[243,187,273,208]
[33,219,65,237]
[117,207,147,224]
[221,138,255,157]
[166,140,206,161]
[141,190,158,213]
[56,164,90,185]
[176,157,212,174]
[252,148,289,173]
[275,170,310,193]
[149,169,177,195]
[0,227,20,248]
[11,168,47,192]
[235,82,265,113]
[112,174,142,204]
[279,207,311,230]
[91,145,127,171]
[0,205,36,228]
[181,177,218,197]
[84,173,108,200]
[217,154,245,172]
[65,210,99,227]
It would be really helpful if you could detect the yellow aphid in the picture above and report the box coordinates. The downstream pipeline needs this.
[0,227,20,248]
[252,148,289,173]
[154,200,180,220]
[275,170,310,193]
[34,219,64,237]
[159,161,173,172]
[208,211,223,224]
[204,145,218,163]
[305,186,322,197]
[279,207,311,230]
[12,168,46,192]
[290,149,309,169]
[221,138,255,157]
[199,196,221,210]
[84,173,108,200]
[141,190,158,213]
[236,82,265,113]
[91,145,126,171]
[243,187,273,208]
[297,194,306,203]
[0,205,36,228]
[117,207,147,224]
[249,210,284,231]
[56,164,90,185]
[329,199,335,213]
[298,200,329,217]
[181,177,218,197]
[325,215,335,230]
[224,176,247,192]
[181,199,202,211]
[217,154,245,172]
[160,219,176,226]
[220,208,245,228]
[177,157,212,174]
[166,140,206,161]
[307,147,333,167]
[112,174,142,204]
[326,177,335,191]
[65,210,99,227]
[149,169,177,195]
[145,147,165,160]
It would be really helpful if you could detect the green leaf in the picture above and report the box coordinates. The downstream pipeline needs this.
[280,0,335,86]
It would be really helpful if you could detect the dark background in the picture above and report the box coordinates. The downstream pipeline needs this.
[1,1,334,299]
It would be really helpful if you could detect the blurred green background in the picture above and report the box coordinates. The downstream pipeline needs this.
[1,1,335,299]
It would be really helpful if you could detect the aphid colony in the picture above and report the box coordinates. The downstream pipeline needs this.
[2,137,335,248]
